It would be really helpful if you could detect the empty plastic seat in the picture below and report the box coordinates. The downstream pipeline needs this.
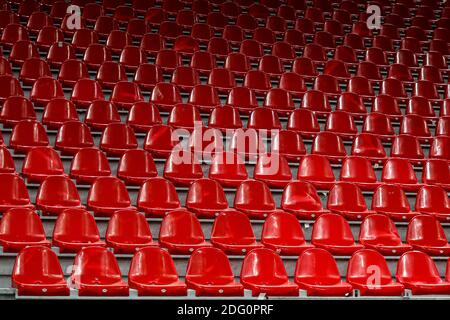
[396,251,450,295]
[407,215,450,256]
[271,130,305,161]
[110,81,144,110]
[128,247,187,296]
[150,82,182,112]
[264,88,294,115]
[356,61,382,82]
[347,249,405,296]
[325,111,358,139]
[362,113,395,141]
[12,246,69,296]
[241,248,299,296]
[46,42,76,68]
[100,123,138,156]
[19,58,51,85]
[208,105,243,132]
[159,210,210,254]
[71,79,105,108]
[186,247,243,296]
[211,210,262,254]
[371,94,402,120]
[42,98,79,130]
[436,117,450,137]
[105,209,156,254]
[258,55,284,77]
[9,120,49,153]
[253,153,292,188]
[208,151,248,188]
[430,137,450,161]
[226,87,258,113]
[381,78,408,100]
[297,154,335,189]
[0,174,34,212]
[287,109,320,139]
[208,68,236,93]
[328,182,374,220]
[336,92,367,118]
[163,150,203,187]
[134,64,163,91]
[144,124,180,159]
[55,121,94,155]
[313,74,341,97]
[300,90,331,117]
[390,134,425,164]
[185,178,228,218]
[422,159,450,191]
[1,24,29,48]
[247,107,281,131]
[234,179,275,219]
[415,185,450,221]
[155,49,181,72]
[312,213,363,255]
[406,96,436,120]
[372,183,416,221]
[188,85,220,113]
[52,208,104,253]
[382,158,420,191]
[106,30,132,54]
[400,115,431,142]
[36,175,84,215]
[359,213,413,255]
[281,181,329,219]
[0,76,23,104]
[87,176,135,216]
[0,146,15,174]
[311,132,347,163]
[295,248,353,296]
[323,59,350,79]
[84,100,120,130]
[71,247,129,296]
[58,59,89,87]
[340,156,379,191]
[30,77,64,107]
[22,147,64,183]
[171,66,200,92]
[137,177,181,217]
[279,72,307,98]
[261,210,313,255]
[0,208,49,252]
[71,29,98,51]
[244,70,271,94]
[96,61,127,89]
[116,149,157,185]
[70,148,111,184]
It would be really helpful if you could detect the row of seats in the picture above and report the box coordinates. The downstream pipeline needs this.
[3,207,450,257]
[12,245,450,296]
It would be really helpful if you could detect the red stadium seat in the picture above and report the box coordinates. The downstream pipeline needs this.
[339,156,379,191]
[19,58,51,85]
[430,136,450,161]
[436,117,450,136]
[347,249,405,296]
[150,82,182,112]
[311,213,363,255]
[372,184,416,221]
[171,66,200,92]
[336,92,367,118]
[71,28,98,51]
[134,64,163,91]
[106,30,132,54]
[47,43,76,68]
[397,251,450,295]
[137,177,181,217]
[117,149,157,185]
[144,124,180,159]
[42,98,79,130]
[241,248,299,296]
[96,61,127,89]
[381,158,420,191]
[247,107,281,131]
[83,44,112,70]
[407,215,450,255]
[186,247,243,296]
[71,79,104,108]
[188,85,220,113]
[422,159,450,191]
[1,24,29,48]
[264,88,294,115]
[0,76,23,104]
[22,147,64,183]
[325,111,358,139]
[244,70,271,94]
[390,134,425,165]
[208,68,236,93]
[0,147,15,173]
[12,246,69,296]
[297,154,335,189]
[234,179,275,219]
[106,209,156,254]
[253,153,292,188]
[191,51,216,74]
[58,59,89,87]
[400,115,432,142]
[295,248,353,296]
[261,210,314,255]
[372,94,402,120]
[311,132,347,163]
[279,72,307,98]
[0,174,34,212]
[9,120,48,153]
[0,208,49,252]
[52,208,104,253]
[300,90,331,117]
[85,100,121,130]
[128,247,187,296]
[36,176,84,215]
[100,123,138,156]
[163,150,203,186]
[362,113,395,141]
[30,77,64,107]
[208,151,248,188]
[211,210,262,254]
[87,176,135,216]
[70,247,129,296]
[287,109,321,139]
[208,105,242,131]
[185,178,228,218]
[227,87,258,113]
[55,121,94,155]
[159,210,210,254]
[359,214,412,255]
[327,182,373,220]
[415,185,450,221]
[110,81,144,110]
[406,96,436,120]
[70,148,111,184]
[281,181,329,219]
[271,130,306,161]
